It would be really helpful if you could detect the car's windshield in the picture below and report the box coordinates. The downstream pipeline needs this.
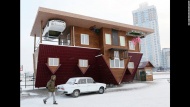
[66,78,76,84]
[49,30,61,36]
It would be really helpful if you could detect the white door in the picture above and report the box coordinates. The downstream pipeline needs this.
[87,78,98,92]
[78,79,88,93]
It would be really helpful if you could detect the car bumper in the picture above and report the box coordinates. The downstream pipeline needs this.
[63,91,68,94]
[57,88,64,92]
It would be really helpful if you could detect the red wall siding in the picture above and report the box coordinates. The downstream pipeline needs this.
[35,44,100,87]
[35,44,143,87]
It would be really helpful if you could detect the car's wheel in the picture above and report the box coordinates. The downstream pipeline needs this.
[72,90,80,98]
[98,87,104,94]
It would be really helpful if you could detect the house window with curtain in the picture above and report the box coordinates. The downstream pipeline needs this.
[81,34,89,45]
[129,41,135,50]
[48,58,59,66]
[128,62,134,69]
[79,59,88,67]
[110,51,124,68]
[119,36,125,46]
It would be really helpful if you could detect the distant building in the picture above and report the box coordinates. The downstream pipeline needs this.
[136,61,154,81]
[132,3,162,70]
[162,48,170,70]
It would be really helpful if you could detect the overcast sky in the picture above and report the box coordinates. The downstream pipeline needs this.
[21,0,170,72]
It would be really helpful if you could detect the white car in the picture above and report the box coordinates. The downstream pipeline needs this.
[57,77,106,97]
[42,19,66,40]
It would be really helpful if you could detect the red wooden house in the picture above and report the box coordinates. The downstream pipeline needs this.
[30,7,154,88]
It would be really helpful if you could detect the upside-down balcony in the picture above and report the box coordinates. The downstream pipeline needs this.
[108,48,128,60]
[126,30,146,38]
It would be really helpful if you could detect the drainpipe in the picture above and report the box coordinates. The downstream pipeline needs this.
[73,26,75,46]
[33,73,34,90]
[40,20,43,43]
[139,41,141,52]
[25,73,26,88]
[33,53,35,78]
[34,34,36,52]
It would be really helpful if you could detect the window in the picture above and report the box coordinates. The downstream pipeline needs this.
[133,13,138,24]
[129,41,135,50]
[49,30,61,37]
[66,79,76,84]
[87,78,94,83]
[79,59,88,67]
[112,29,119,46]
[146,70,152,75]
[78,79,86,84]
[110,51,124,68]
[81,34,89,45]
[48,58,59,66]
[105,33,111,44]
[120,36,125,46]
[128,62,134,69]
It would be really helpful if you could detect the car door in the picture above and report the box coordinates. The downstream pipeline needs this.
[87,78,98,92]
[77,79,88,93]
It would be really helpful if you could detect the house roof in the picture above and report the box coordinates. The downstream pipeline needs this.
[138,61,154,68]
[30,7,154,37]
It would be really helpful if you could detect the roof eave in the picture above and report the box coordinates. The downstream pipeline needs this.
[30,7,154,37]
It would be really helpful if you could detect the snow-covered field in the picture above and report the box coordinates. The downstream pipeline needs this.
[20,72,170,107]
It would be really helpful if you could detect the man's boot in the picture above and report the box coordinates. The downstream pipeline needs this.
[53,101,58,104]
[43,99,46,104]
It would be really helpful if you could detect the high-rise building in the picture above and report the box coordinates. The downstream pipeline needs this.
[132,2,162,69]
[162,48,170,70]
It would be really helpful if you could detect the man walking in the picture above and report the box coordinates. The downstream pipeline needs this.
[43,75,58,104]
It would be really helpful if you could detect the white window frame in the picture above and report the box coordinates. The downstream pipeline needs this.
[119,36,125,46]
[48,58,59,66]
[129,41,135,50]
[128,62,134,69]
[110,51,124,68]
[81,34,89,45]
[105,33,111,45]
[79,59,88,67]
[146,70,152,75]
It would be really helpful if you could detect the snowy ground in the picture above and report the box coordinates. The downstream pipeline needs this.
[20,72,170,107]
